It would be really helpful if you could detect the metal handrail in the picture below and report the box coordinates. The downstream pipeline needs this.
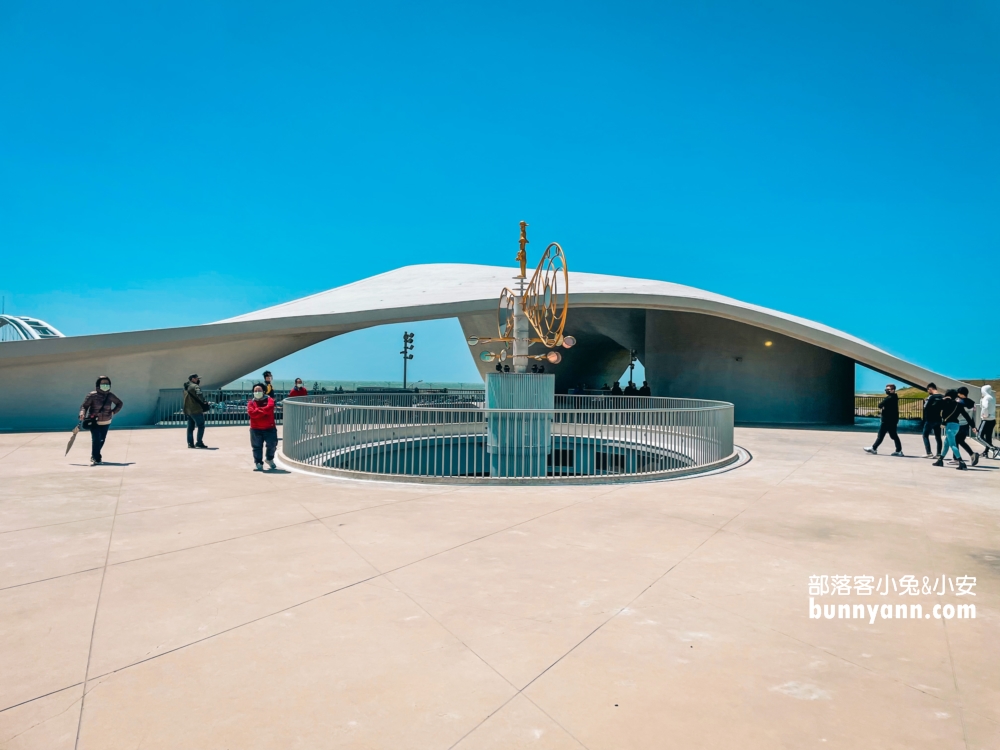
[155,388,287,426]
[853,396,924,420]
[280,396,736,484]
[295,392,725,410]
[153,388,487,426]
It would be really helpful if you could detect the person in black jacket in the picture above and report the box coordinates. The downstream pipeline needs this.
[864,384,903,456]
[182,374,211,449]
[921,383,944,458]
[934,389,977,470]
[954,386,981,466]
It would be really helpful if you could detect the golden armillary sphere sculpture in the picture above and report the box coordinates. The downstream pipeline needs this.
[467,222,576,373]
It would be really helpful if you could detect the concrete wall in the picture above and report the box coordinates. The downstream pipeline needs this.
[458,307,643,393]
[0,331,335,431]
[554,307,645,392]
[462,307,855,423]
[644,310,855,425]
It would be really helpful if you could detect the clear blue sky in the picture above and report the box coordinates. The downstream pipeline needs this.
[2,1,997,390]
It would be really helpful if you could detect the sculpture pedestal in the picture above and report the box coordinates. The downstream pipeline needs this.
[486,373,554,477]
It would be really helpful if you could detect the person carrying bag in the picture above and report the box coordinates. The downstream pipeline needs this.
[78,376,123,465]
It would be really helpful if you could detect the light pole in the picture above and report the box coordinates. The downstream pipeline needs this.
[401,331,414,389]
[628,349,637,387]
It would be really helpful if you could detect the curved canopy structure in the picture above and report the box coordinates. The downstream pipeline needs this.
[0,264,974,431]
[0,315,65,342]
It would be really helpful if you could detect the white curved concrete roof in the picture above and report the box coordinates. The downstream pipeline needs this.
[0,263,975,430]
[222,264,888,354]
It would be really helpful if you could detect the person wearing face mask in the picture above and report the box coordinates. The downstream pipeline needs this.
[182,374,211,449]
[247,383,277,471]
[78,376,123,466]
[289,379,308,397]
[864,383,903,456]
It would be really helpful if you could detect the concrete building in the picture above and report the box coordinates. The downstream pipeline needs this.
[0,264,974,431]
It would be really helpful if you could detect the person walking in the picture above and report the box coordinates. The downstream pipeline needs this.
[980,384,996,452]
[289,378,308,397]
[182,374,211,449]
[611,381,623,396]
[934,390,977,470]
[864,383,903,456]
[639,380,651,396]
[78,376,123,466]
[921,383,944,458]
[955,386,981,466]
[248,383,277,471]
[623,381,638,396]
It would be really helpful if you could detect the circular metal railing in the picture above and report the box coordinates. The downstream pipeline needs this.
[280,394,736,484]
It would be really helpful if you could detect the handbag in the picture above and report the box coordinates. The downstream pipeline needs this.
[81,392,111,430]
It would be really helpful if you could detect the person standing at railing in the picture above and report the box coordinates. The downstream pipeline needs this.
[934,390,977,470]
[248,383,277,471]
[78,375,123,466]
[954,386,981,466]
[920,383,944,458]
[611,382,623,396]
[183,374,211,449]
[289,378,308,397]
[639,381,651,396]
[979,384,996,451]
[864,383,904,456]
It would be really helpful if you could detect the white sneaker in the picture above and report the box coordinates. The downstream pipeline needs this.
[863,447,876,455]
[254,463,264,472]
[891,451,904,457]
[922,454,935,459]
[266,459,276,470]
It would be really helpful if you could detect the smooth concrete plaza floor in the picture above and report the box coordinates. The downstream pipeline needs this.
[1,425,998,750]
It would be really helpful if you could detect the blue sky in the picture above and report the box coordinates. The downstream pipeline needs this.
[2,1,997,390]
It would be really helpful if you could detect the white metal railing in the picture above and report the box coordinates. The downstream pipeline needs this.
[154,388,486,426]
[281,395,735,483]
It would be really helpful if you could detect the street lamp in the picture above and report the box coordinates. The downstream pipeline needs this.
[628,349,638,387]
[401,331,415,389]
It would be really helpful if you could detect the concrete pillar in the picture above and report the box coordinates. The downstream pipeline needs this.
[644,310,855,424]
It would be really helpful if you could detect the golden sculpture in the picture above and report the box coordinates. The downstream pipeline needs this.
[467,222,576,370]
[523,241,569,347]
[516,221,529,278]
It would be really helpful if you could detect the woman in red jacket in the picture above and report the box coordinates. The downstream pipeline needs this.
[247,383,277,471]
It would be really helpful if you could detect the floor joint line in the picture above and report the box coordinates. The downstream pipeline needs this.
[73,429,133,750]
